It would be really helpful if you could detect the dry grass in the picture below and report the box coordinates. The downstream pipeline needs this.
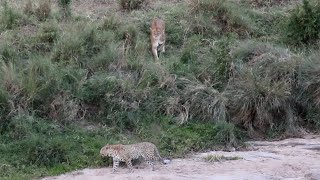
[204,154,242,162]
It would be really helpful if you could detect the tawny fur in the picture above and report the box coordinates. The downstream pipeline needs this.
[150,18,165,61]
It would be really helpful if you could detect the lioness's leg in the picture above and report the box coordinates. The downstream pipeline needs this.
[152,43,159,60]
[161,42,165,53]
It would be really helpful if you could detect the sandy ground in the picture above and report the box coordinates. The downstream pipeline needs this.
[42,135,320,180]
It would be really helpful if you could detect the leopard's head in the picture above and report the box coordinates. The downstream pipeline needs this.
[100,145,112,157]
[100,144,124,157]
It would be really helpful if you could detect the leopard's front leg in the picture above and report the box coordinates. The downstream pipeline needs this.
[112,159,120,173]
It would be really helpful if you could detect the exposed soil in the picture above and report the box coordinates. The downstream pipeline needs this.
[42,135,320,180]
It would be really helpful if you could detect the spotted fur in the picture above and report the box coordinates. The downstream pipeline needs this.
[100,142,164,173]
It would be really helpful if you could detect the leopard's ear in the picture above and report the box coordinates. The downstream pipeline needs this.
[113,144,124,151]
[100,144,109,151]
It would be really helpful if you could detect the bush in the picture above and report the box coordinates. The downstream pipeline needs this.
[284,0,320,45]
[119,0,147,11]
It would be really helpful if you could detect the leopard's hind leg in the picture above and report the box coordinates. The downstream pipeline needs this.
[146,160,155,171]
[125,159,134,173]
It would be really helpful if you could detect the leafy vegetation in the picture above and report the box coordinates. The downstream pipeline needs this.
[284,0,320,46]
[0,0,320,179]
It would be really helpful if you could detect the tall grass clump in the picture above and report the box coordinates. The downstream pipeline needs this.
[58,0,72,18]
[52,25,114,67]
[244,0,290,8]
[36,22,59,52]
[35,0,52,21]
[101,15,121,31]
[0,88,10,133]
[119,0,147,11]
[226,41,299,136]
[188,0,254,37]
[0,1,21,31]
[0,44,16,63]
[23,0,34,16]
[284,0,320,46]
[161,77,228,124]
[52,32,84,63]
[297,52,320,129]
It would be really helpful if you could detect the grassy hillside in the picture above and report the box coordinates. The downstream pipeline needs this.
[1,0,320,179]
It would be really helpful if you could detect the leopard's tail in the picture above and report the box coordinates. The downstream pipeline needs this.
[154,147,170,164]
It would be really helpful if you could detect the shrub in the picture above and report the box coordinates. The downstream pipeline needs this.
[284,0,320,45]
[119,0,147,11]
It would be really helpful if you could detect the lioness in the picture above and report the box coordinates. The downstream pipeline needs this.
[150,18,165,61]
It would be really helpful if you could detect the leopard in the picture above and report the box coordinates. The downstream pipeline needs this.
[150,17,166,61]
[100,142,167,173]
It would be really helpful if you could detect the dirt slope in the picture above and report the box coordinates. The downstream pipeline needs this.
[42,135,320,180]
